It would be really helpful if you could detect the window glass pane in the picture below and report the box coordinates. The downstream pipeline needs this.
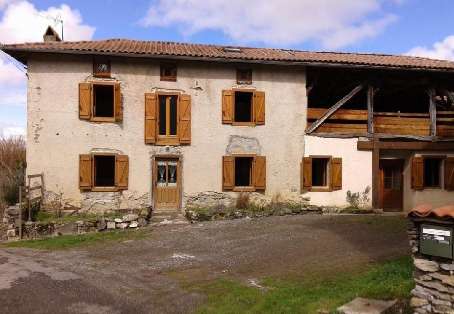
[234,92,253,122]
[157,162,167,186]
[94,155,115,187]
[93,85,114,117]
[424,158,441,187]
[169,96,177,135]
[235,157,253,186]
[159,96,166,135]
[168,162,177,186]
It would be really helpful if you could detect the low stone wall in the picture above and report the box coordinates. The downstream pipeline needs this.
[408,220,454,314]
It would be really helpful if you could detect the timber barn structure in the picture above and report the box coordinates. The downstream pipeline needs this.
[2,32,454,214]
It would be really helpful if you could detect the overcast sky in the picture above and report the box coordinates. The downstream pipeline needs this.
[1,0,454,137]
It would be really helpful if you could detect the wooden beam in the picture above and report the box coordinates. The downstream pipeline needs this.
[428,88,437,137]
[357,140,454,151]
[367,85,374,134]
[306,84,364,134]
[372,137,380,208]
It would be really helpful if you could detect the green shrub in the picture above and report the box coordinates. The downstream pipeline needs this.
[0,136,26,206]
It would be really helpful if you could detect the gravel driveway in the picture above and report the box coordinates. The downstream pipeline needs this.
[0,214,409,314]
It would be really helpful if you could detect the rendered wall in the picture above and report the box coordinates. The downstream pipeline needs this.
[26,55,307,211]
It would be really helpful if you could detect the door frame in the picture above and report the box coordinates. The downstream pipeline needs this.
[379,158,404,211]
[151,154,182,210]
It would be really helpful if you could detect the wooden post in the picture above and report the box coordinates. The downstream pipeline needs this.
[306,84,364,134]
[367,85,374,135]
[18,186,22,239]
[428,89,437,138]
[372,137,380,208]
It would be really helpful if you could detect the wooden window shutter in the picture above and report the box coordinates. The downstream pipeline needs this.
[79,154,92,190]
[222,156,234,190]
[115,155,129,190]
[178,94,191,144]
[79,83,92,120]
[253,91,265,125]
[254,156,266,190]
[144,93,157,144]
[330,158,342,191]
[444,157,454,190]
[302,157,312,190]
[411,156,424,190]
[222,90,234,124]
[114,82,122,122]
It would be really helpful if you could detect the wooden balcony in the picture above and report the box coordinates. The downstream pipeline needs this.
[307,108,454,138]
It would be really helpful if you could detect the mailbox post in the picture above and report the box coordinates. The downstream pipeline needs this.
[408,207,454,314]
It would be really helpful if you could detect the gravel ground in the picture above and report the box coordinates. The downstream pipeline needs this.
[0,214,409,314]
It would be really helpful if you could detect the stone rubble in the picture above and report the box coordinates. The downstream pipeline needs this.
[408,220,454,314]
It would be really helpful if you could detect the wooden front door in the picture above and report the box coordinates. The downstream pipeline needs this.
[379,159,404,211]
[154,158,180,209]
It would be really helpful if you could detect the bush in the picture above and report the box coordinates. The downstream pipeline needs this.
[0,136,26,206]
[235,192,251,210]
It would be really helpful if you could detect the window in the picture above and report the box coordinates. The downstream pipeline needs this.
[157,160,178,187]
[235,157,253,187]
[302,156,342,191]
[222,155,266,191]
[144,93,192,145]
[79,154,129,191]
[94,155,115,187]
[93,84,114,118]
[237,69,252,85]
[160,63,177,81]
[221,90,265,125]
[79,82,122,122]
[312,158,329,187]
[424,158,442,188]
[234,91,253,123]
[93,58,111,78]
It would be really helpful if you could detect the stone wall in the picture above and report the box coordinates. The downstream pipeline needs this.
[408,219,454,314]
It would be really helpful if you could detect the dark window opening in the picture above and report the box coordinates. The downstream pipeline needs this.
[234,91,253,122]
[424,158,442,188]
[158,95,178,136]
[312,158,329,187]
[237,69,252,84]
[94,155,115,187]
[93,84,114,118]
[160,64,177,81]
[235,157,253,187]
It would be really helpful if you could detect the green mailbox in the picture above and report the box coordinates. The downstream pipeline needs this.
[420,224,453,259]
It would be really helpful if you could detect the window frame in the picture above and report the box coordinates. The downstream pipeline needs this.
[422,155,445,189]
[231,154,257,192]
[232,88,256,126]
[91,82,117,122]
[236,68,252,85]
[309,155,332,192]
[160,63,177,82]
[156,92,180,145]
[91,153,117,192]
[93,57,111,78]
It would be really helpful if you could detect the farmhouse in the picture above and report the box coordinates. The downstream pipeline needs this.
[2,29,454,215]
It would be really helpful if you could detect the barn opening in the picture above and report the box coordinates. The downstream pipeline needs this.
[93,84,114,118]
[94,155,115,187]
[235,157,253,186]
[234,91,253,122]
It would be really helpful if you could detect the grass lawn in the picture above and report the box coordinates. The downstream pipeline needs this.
[3,229,150,250]
[190,257,413,314]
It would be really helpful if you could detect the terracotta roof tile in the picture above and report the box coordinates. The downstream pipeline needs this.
[2,38,454,71]
[409,204,454,219]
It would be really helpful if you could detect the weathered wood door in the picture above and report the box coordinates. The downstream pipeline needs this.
[153,158,180,209]
[379,159,404,211]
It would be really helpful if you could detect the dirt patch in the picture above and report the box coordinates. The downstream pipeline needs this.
[1,214,409,313]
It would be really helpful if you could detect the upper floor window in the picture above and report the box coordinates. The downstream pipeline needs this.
[79,82,122,122]
[237,68,252,85]
[158,95,178,138]
[222,89,265,125]
[93,58,111,78]
[160,63,177,81]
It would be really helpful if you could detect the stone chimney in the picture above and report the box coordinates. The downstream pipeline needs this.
[43,26,61,42]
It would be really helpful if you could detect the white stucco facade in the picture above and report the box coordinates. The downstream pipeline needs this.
[26,55,306,210]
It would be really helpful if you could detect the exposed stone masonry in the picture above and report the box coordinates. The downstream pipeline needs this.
[408,220,454,314]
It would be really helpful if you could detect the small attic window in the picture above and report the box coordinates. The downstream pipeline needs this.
[223,47,242,53]
[237,69,252,85]
[93,58,111,78]
[160,63,177,82]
